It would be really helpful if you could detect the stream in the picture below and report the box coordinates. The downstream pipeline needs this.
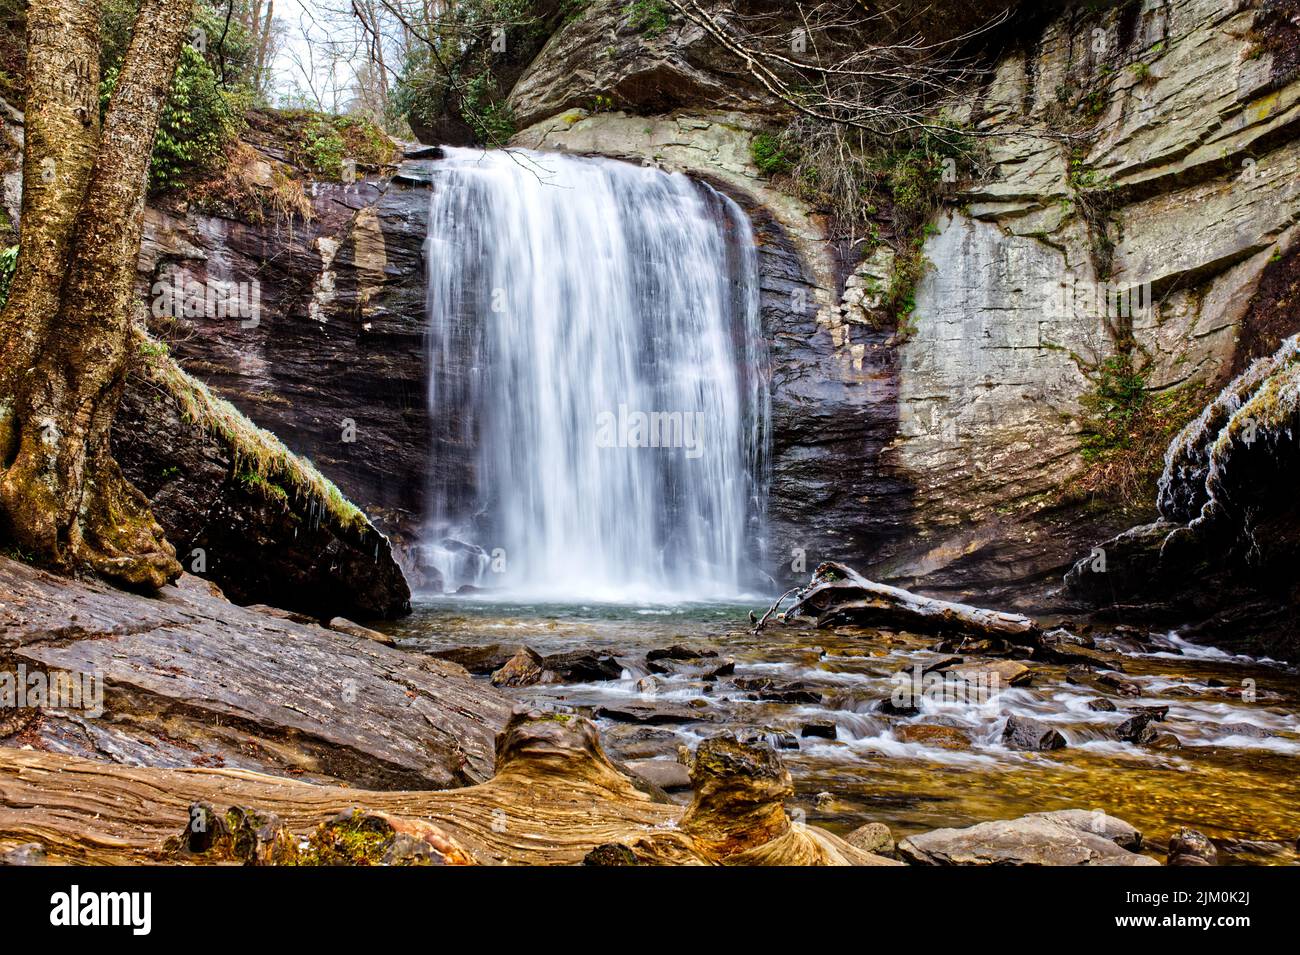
[385,597,1300,865]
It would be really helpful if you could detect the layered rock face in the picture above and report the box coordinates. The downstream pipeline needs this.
[114,353,410,620]
[1066,335,1300,658]
[507,0,1300,612]
[102,1,1300,625]
[133,121,439,585]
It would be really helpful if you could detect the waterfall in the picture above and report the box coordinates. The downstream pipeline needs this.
[420,147,768,601]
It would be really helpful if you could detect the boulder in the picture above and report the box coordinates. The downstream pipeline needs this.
[116,352,410,621]
[490,647,559,688]
[1114,711,1165,745]
[895,724,972,750]
[594,703,708,726]
[0,557,509,790]
[1216,721,1275,739]
[625,758,693,792]
[845,823,896,857]
[541,650,625,682]
[1001,714,1067,752]
[427,644,518,675]
[646,645,718,662]
[1168,828,1218,866]
[898,810,1158,866]
[800,722,837,740]
[733,677,822,705]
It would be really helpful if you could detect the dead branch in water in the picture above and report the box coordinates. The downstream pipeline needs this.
[769,561,1043,645]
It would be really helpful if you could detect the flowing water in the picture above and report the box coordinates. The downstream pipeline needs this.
[407,147,1299,862]
[385,600,1300,864]
[421,147,767,601]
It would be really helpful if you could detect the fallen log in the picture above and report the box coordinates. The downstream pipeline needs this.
[770,561,1043,645]
[0,708,897,867]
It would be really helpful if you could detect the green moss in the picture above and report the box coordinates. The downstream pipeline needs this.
[237,469,289,503]
[627,0,670,35]
[138,331,368,535]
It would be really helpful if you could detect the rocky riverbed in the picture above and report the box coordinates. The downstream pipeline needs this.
[385,597,1300,865]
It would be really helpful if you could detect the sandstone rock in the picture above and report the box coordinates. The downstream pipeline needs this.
[898,810,1158,866]
[1098,673,1142,697]
[1087,698,1117,712]
[733,677,822,705]
[1216,721,1275,740]
[800,721,837,740]
[895,724,972,750]
[1114,710,1164,745]
[490,647,559,688]
[625,758,693,792]
[427,644,518,675]
[594,703,706,725]
[845,823,895,857]
[246,603,318,624]
[541,650,624,682]
[646,645,718,662]
[1001,714,1067,752]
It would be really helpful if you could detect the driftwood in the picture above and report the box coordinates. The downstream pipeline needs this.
[764,561,1043,645]
[0,708,898,867]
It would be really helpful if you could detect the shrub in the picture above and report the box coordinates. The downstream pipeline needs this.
[750,132,793,176]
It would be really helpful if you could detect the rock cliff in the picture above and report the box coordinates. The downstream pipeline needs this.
[502,0,1300,634]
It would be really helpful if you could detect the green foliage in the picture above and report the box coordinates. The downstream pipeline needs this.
[237,468,289,503]
[388,0,562,145]
[290,113,396,179]
[750,132,792,176]
[627,0,670,35]
[298,116,347,178]
[754,118,973,335]
[143,45,246,192]
[1079,353,1149,462]
[101,2,255,194]
[0,244,16,310]
[1074,351,1210,510]
[461,71,517,144]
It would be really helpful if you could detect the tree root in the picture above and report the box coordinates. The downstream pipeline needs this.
[0,709,899,867]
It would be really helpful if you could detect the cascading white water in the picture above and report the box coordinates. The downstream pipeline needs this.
[421,147,767,601]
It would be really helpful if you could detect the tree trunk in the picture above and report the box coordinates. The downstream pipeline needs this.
[0,0,193,589]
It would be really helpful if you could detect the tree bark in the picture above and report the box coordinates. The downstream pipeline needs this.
[0,0,193,588]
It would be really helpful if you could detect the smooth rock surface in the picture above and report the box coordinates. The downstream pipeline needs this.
[898,810,1158,866]
[0,558,509,789]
